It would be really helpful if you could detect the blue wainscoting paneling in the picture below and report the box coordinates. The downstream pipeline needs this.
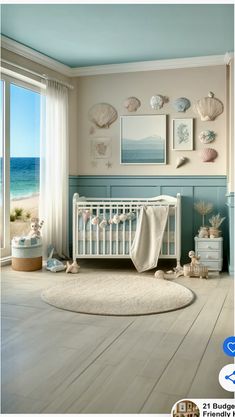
[69,175,228,269]
[227,192,234,275]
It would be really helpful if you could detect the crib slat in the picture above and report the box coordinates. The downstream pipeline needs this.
[110,206,112,255]
[129,203,132,251]
[122,204,125,255]
[96,206,100,255]
[103,207,106,255]
[83,215,86,255]
[89,209,92,255]
[167,215,170,255]
[76,212,79,258]
[116,204,119,255]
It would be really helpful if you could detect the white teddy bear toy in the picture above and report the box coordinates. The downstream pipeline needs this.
[28,218,44,239]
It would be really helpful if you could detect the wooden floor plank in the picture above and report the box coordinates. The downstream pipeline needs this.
[141,285,233,412]
[187,299,233,397]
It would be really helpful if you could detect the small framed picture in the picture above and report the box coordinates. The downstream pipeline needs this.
[172,118,193,150]
[91,138,111,159]
[178,402,187,412]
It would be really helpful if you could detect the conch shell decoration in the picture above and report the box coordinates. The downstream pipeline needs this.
[124,97,141,112]
[176,156,188,168]
[88,103,118,128]
[193,92,223,121]
[201,147,218,162]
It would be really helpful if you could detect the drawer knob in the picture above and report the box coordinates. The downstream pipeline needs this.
[206,245,212,249]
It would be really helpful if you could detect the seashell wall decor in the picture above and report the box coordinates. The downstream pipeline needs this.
[193,92,223,121]
[88,103,118,128]
[176,156,188,168]
[201,147,218,162]
[173,97,191,112]
[124,97,141,112]
[150,95,167,110]
[199,130,216,144]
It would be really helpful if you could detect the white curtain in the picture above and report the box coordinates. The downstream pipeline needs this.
[40,80,69,258]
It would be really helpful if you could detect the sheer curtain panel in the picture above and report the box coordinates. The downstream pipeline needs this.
[40,80,69,257]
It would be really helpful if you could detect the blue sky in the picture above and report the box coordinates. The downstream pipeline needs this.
[10,83,40,157]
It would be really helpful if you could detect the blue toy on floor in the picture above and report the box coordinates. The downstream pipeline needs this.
[46,245,66,272]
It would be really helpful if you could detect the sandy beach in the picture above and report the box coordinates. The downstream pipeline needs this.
[10,194,39,239]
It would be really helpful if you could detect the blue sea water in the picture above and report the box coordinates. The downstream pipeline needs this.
[0,157,40,200]
[121,149,165,164]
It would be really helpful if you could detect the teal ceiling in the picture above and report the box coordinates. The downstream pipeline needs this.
[1,4,234,67]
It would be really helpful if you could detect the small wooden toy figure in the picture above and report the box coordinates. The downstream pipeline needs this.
[188,250,200,266]
[28,218,44,239]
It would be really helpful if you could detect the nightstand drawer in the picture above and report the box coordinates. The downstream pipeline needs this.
[200,260,222,271]
[198,251,220,261]
[197,241,220,250]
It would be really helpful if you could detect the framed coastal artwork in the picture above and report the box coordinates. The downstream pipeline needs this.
[91,138,112,159]
[120,115,166,164]
[172,118,193,150]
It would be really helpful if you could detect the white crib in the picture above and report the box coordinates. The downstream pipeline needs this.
[73,193,181,267]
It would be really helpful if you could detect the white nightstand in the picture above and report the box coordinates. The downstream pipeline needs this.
[194,237,223,271]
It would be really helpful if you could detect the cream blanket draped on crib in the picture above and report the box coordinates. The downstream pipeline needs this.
[130,205,169,272]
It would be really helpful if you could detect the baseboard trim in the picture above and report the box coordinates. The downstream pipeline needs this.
[1,256,12,266]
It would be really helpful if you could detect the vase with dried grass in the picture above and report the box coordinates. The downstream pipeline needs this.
[208,213,226,238]
[194,201,213,238]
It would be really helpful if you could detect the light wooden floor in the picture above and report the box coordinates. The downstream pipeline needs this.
[1,260,234,414]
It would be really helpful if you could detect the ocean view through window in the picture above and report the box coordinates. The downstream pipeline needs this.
[10,83,40,240]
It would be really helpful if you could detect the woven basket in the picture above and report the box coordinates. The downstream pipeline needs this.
[183,263,208,279]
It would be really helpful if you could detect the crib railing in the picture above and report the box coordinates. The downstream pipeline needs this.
[73,194,181,267]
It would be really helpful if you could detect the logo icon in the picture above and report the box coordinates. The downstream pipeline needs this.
[223,336,235,356]
[171,400,200,417]
[219,364,235,392]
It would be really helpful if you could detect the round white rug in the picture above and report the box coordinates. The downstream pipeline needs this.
[41,274,194,316]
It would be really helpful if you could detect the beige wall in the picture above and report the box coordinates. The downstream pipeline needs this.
[73,65,227,176]
[1,48,228,178]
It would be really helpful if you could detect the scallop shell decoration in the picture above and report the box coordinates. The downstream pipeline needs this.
[199,130,216,144]
[124,97,141,112]
[173,97,191,112]
[150,95,165,110]
[194,92,223,121]
[201,148,218,162]
[88,103,118,128]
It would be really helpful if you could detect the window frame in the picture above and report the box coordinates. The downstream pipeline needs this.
[1,74,41,260]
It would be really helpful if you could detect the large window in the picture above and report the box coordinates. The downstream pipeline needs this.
[1,77,40,258]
